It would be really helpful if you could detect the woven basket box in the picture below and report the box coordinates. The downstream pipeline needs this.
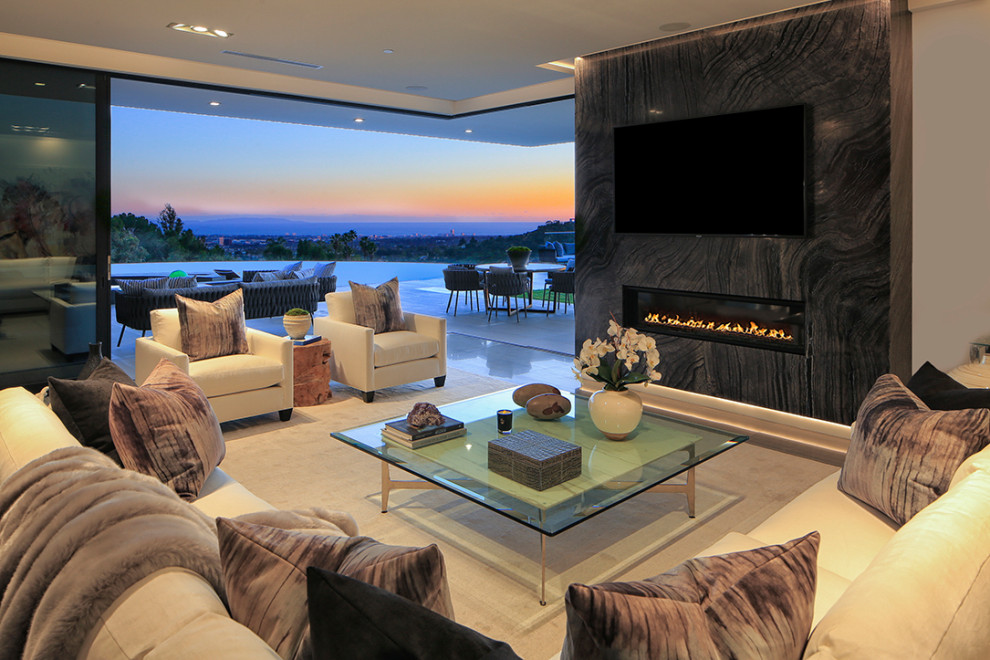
[488,430,581,491]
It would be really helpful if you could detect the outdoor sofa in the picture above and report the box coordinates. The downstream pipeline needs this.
[114,278,330,344]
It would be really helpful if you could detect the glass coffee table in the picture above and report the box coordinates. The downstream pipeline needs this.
[331,389,747,604]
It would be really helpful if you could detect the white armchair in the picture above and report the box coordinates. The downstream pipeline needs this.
[135,308,294,422]
[315,291,446,402]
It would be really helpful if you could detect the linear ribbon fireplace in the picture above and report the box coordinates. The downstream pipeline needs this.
[623,286,806,355]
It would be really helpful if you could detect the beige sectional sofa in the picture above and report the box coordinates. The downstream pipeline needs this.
[632,383,990,658]
[0,386,281,658]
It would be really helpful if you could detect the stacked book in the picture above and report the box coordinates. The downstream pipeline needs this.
[290,335,322,346]
[382,415,465,449]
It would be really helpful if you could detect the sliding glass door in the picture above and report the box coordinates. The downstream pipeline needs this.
[0,58,109,388]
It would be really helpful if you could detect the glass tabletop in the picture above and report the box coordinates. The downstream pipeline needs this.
[331,390,747,535]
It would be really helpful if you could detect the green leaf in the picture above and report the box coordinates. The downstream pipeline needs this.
[622,373,650,385]
[611,360,622,385]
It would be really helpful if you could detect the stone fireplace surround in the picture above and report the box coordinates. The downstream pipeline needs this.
[574,0,912,424]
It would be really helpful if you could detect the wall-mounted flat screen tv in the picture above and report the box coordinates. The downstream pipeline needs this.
[614,105,808,237]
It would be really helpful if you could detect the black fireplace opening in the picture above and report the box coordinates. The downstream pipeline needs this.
[623,287,807,354]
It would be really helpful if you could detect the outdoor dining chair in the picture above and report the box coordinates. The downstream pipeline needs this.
[485,269,529,322]
[442,267,484,315]
[544,269,575,314]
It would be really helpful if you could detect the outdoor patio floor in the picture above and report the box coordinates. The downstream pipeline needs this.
[110,272,578,394]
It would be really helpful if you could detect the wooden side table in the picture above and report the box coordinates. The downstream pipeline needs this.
[293,338,332,407]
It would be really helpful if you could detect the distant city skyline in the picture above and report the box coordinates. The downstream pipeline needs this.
[111,107,575,226]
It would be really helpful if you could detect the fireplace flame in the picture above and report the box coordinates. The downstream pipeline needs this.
[644,313,794,342]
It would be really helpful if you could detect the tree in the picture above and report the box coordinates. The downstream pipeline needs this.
[328,230,357,259]
[359,236,377,260]
[111,212,168,262]
[157,203,183,237]
[263,237,293,260]
[296,238,330,260]
[110,224,148,263]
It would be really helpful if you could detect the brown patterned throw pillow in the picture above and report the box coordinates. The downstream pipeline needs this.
[561,532,820,660]
[349,277,405,333]
[109,358,225,501]
[839,373,990,525]
[217,517,453,660]
[175,288,249,361]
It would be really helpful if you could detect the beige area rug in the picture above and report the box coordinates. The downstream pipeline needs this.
[219,369,839,660]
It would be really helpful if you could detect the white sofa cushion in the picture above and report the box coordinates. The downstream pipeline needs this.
[747,471,897,583]
[804,467,990,659]
[0,387,79,484]
[188,354,284,398]
[373,331,440,368]
[193,468,274,518]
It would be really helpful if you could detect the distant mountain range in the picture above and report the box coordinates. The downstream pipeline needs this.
[179,215,543,238]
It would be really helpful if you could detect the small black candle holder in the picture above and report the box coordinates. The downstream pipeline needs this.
[497,409,512,434]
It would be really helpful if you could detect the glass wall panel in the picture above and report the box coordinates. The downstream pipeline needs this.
[0,60,102,387]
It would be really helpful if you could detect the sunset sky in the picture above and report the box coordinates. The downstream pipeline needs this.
[111,107,574,225]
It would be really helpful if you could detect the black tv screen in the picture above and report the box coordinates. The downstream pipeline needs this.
[613,105,808,237]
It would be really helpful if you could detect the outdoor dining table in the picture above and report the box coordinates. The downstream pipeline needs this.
[475,262,566,315]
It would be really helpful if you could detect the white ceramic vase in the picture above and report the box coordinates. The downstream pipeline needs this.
[282,313,311,340]
[588,388,643,440]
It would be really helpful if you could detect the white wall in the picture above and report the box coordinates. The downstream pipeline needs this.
[912,0,990,370]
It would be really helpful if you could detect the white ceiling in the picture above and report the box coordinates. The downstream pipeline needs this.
[0,0,823,145]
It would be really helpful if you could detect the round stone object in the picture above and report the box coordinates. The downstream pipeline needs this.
[526,393,571,420]
[512,383,561,407]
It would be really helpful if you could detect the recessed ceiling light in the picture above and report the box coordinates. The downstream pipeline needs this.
[34,82,46,87]
[354,118,364,123]
[383,49,394,54]
[464,129,473,134]
[658,21,691,32]
[167,22,233,38]
[11,125,51,134]
[209,101,221,106]
[77,83,95,90]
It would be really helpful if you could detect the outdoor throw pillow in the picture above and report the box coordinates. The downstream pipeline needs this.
[315,262,337,278]
[839,373,990,525]
[118,276,170,295]
[216,517,453,660]
[349,277,405,333]
[252,271,279,282]
[561,532,820,660]
[175,287,249,361]
[906,361,990,411]
[307,567,521,660]
[280,261,303,278]
[166,275,198,288]
[47,358,135,464]
[293,267,316,280]
[109,358,225,501]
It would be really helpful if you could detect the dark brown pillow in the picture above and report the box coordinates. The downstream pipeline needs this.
[217,517,452,660]
[906,361,990,411]
[109,358,225,501]
[175,288,249,361]
[349,277,404,333]
[47,358,135,463]
[307,567,520,660]
[839,374,990,525]
[562,532,820,660]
